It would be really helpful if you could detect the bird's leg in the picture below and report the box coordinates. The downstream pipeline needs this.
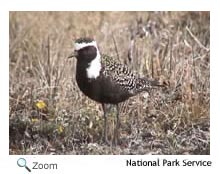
[101,103,109,144]
[113,104,120,146]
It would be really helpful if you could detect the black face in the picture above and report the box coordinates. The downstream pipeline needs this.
[75,46,97,64]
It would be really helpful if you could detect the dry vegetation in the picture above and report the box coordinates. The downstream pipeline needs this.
[9,11,210,155]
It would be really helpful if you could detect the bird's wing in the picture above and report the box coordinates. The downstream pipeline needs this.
[101,54,163,94]
[101,55,139,93]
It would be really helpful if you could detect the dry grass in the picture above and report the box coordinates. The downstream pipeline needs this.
[9,11,210,155]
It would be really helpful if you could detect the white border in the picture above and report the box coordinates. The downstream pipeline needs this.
[1,0,214,11]
[1,0,220,174]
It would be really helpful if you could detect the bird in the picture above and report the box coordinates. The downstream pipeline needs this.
[68,37,163,145]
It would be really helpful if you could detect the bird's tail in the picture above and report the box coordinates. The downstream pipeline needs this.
[135,77,164,93]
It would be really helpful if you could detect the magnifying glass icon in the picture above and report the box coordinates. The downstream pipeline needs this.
[17,158,31,172]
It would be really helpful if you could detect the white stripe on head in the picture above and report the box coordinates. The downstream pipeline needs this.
[74,40,98,51]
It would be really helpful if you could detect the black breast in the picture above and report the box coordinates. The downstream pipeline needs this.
[76,65,131,104]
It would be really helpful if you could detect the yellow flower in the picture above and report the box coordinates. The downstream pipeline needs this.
[31,118,39,123]
[58,125,64,134]
[36,100,46,109]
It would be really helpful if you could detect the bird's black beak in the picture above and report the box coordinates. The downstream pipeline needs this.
[68,50,78,59]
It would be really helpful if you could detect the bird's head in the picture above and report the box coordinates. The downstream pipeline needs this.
[68,37,102,79]
[68,37,100,63]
